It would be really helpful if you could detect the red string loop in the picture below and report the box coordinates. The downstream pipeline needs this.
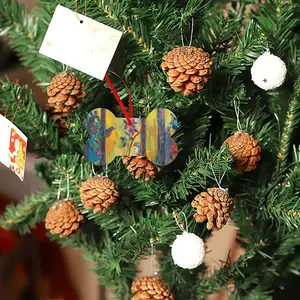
[104,70,133,126]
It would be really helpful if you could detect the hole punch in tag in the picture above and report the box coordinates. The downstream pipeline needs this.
[39,5,123,80]
[0,115,28,181]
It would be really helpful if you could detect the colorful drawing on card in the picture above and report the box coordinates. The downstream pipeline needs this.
[0,114,28,181]
[8,128,27,180]
[86,108,178,166]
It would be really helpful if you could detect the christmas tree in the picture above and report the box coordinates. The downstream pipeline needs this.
[0,0,299,299]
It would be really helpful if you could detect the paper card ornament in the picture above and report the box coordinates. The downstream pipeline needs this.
[86,108,178,166]
[39,5,122,80]
[0,115,27,181]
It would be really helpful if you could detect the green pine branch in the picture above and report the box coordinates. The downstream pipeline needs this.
[50,203,207,300]
[170,146,234,200]
[91,0,151,53]
[243,291,273,300]
[195,246,261,299]
[216,20,266,76]
[200,78,249,114]
[0,192,53,234]
[276,78,300,172]
[194,3,244,51]
[195,230,300,299]
[0,79,59,157]
[51,231,137,300]
[261,146,300,230]
[254,1,298,56]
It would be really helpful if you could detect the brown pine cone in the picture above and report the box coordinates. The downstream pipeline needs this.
[161,46,213,96]
[122,156,160,181]
[45,200,84,238]
[131,276,174,300]
[223,131,261,172]
[46,72,86,125]
[192,188,234,230]
[80,176,120,213]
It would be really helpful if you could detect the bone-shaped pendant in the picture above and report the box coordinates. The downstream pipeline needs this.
[86,108,178,166]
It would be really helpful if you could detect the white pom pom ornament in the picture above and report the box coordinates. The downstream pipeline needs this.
[171,231,205,269]
[251,51,287,90]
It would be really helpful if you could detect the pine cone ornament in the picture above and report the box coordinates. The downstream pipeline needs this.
[46,72,86,124]
[45,200,84,238]
[161,46,213,96]
[192,188,234,230]
[131,276,174,300]
[122,156,160,181]
[80,176,120,213]
[223,131,261,172]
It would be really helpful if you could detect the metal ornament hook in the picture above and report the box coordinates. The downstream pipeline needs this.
[173,211,189,232]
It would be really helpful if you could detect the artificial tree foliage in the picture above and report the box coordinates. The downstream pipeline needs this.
[0,0,299,299]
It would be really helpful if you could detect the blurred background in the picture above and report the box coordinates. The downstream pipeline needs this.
[0,0,243,299]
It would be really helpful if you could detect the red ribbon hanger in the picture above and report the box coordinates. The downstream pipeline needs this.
[104,70,133,126]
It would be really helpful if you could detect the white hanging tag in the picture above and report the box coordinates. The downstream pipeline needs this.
[39,5,123,80]
[0,115,28,181]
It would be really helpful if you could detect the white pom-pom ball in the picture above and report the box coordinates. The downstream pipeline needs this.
[251,51,287,90]
[171,231,205,269]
